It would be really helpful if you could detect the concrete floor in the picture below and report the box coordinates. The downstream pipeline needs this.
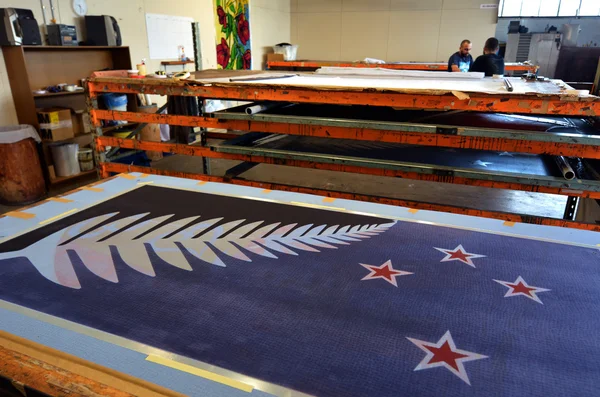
[0,154,567,218]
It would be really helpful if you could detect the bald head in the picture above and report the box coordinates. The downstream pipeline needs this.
[459,40,472,57]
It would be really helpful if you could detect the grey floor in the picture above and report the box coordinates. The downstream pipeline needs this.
[0,154,567,219]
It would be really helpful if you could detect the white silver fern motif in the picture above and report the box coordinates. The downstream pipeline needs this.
[0,213,395,289]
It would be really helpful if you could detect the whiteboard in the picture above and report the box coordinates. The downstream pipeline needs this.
[146,13,194,60]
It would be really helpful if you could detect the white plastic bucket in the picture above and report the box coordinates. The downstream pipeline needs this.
[51,143,80,177]
[273,44,298,61]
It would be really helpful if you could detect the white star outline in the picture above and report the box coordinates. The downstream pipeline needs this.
[493,276,551,304]
[359,260,413,287]
[407,331,489,385]
[433,244,486,268]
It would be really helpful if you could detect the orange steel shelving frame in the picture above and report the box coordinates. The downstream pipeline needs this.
[88,78,600,116]
[266,60,539,73]
[88,76,600,232]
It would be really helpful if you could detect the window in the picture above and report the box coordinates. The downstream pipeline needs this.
[538,0,560,17]
[520,0,541,16]
[580,0,600,16]
[499,0,600,17]
[558,0,581,16]
[502,0,522,16]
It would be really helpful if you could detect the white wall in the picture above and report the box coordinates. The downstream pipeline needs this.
[0,0,290,126]
[290,0,499,62]
[250,0,291,69]
[496,17,600,47]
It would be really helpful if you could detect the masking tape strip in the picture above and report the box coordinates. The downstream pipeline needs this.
[503,221,516,227]
[48,197,74,203]
[262,189,272,193]
[4,211,35,220]
[39,209,78,225]
[118,173,137,180]
[322,197,336,203]
[82,187,104,192]
[407,209,419,214]
[139,173,150,178]
[145,355,253,393]
[197,181,208,186]
[290,201,345,211]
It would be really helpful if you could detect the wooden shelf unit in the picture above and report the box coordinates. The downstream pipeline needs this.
[2,45,132,185]
[33,90,85,98]
[50,169,96,184]
[160,60,194,65]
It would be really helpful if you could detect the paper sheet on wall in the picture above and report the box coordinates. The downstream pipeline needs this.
[146,13,194,60]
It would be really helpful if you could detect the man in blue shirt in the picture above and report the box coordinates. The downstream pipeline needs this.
[447,40,473,73]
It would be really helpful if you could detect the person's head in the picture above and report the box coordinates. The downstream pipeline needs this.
[483,37,500,54]
[459,40,472,56]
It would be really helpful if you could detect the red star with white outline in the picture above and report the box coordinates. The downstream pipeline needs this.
[493,276,551,304]
[433,244,486,268]
[407,331,488,385]
[359,260,413,287]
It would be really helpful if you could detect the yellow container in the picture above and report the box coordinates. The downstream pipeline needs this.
[111,130,133,139]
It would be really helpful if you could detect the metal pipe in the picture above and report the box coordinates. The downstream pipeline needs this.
[554,156,576,180]
[48,0,56,23]
[39,0,48,27]
[245,102,284,115]
[229,74,296,82]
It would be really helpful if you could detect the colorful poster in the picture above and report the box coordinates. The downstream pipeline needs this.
[214,0,251,70]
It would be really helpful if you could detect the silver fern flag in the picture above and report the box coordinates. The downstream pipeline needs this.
[0,211,394,289]
[1,185,600,397]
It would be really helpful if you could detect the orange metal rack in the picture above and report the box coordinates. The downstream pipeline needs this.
[88,73,600,232]
[266,60,539,73]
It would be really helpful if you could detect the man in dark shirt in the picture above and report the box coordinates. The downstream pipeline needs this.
[447,40,473,72]
[470,37,505,77]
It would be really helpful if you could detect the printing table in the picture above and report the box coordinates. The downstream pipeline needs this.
[1,173,599,396]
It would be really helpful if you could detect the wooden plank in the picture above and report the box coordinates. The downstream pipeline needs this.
[25,49,115,89]
[2,46,37,128]
[50,169,97,185]
[0,331,183,397]
[161,61,194,65]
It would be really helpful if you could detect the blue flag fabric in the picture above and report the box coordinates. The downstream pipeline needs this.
[0,186,599,397]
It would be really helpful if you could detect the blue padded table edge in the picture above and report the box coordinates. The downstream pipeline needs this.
[0,172,598,397]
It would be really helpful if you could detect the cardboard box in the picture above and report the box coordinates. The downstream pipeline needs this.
[267,53,285,63]
[72,110,92,134]
[37,108,74,141]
